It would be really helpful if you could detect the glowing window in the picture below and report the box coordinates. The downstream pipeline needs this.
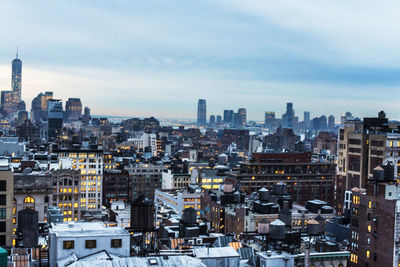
[24,196,35,203]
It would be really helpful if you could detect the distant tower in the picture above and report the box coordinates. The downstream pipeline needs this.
[328,115,335,130]
[47,99,63,142]
[285,103,294,128]
[209,115,216,128]
[238,108,247,127]
[12,47,22,109]
[197,99,206,127]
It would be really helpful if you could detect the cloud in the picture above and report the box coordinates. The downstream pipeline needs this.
[0,0,398,121]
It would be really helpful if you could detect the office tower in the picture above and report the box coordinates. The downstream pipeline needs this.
[223,110,234,124]
[47,99,63,141]
[283,103,294,128]
[209,115,216,128]
[11,50,22,111]
[31,92,53,122]
[83,106,91,124]
[65,98,82,122]
[238,108,247,127]
[304,111,310,125]
[197,99,206,128]
[0,159,14,247]
[320,115,327,130]
[312,117,320,130]
[216,115,222,124]
[264,112,275,128]
[1,91,12,115]
[328,115,335,130]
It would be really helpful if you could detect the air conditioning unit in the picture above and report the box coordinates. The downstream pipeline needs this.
[188,240,195,245]
[196,239,203,245]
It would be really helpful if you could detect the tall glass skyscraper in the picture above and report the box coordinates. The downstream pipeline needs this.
[197,99,206,127]
[11,50,22,107]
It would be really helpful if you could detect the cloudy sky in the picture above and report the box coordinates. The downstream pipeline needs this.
[0,0,399,121]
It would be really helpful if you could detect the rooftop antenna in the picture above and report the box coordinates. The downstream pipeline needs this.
[16,45,19,59]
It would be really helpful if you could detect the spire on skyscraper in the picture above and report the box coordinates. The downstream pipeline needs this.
[16,45,18,59]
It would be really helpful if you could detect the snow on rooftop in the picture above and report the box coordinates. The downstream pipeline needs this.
[50,221,129,237]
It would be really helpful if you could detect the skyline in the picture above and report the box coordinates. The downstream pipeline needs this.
[1,1,399,120]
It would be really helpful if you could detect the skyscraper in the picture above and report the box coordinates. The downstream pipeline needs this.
[285,103,294,128]
[238,108,247,127]
[65,98,82,122]
[31,92,53,122]
[47,99,63,141]
[304,111,310,124]
[197,99,206,127]
[83,107,91,124]
[209,115,216,128]
[328,115,335,130]
[264,112,275,128]
[320,115,327,130]
[11,50,22,110]
[223,110,234,124]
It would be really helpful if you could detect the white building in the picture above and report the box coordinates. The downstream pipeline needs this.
[129,133,157,156]
[154,188,202,216]
[49,221,130,266]
[57,146,104,211]
[110,201,131,228]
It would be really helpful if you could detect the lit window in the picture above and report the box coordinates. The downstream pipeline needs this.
[368,201,372,209]
[23,196,35,203]
[367,225,371,233]
[366,250,370,258]
[63,240,74,249]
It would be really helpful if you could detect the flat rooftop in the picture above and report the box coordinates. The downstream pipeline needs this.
[49,222,129,237]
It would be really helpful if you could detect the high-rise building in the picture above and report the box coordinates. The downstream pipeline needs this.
[65,98,82,122]
[47,99,63,141]
[320,115,328,130]
[209,115,216,128]
[216,115,222,124]
[223,110,233,124]
[11,50,22,111]
[31,92,53,122]
[336,113,400,213]
[197,99,206,127]
[328,115,335,130]
[83,106,91,124]
[238,108,247,127]
[264,112,275,129]
[1,91,13,115]
[284,103,294,128]
[304,111,310,125]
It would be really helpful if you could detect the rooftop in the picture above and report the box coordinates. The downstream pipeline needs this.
[49,222,129,237]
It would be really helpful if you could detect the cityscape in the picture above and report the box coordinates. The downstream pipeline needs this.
[1,2,399,267]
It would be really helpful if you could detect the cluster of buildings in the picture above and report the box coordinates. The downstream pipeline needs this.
[0,54,398,267]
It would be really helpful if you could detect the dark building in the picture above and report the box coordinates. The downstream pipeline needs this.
[219,129,250,152]
[1,91,12,116]
[263,127,300,152]
[320,115,328,130]
[83,106,91,124]
[103,169,129,207]
[197,99,206,128]
[127,165,165,200]
[349,167,400,266]
[283,103,294,128]
[65,98,82,122]
[328,115,335,130]
[209,115,216,128]
[131,195,155,230]
[47,99,63,142]
[16,120,39,143]
[304,111,310,126]
[227,152,335,205]
[238,108,247,127]
[223,110,234,124]
[264,112,276,129]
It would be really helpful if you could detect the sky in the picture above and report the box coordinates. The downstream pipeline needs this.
[0,0,400,121]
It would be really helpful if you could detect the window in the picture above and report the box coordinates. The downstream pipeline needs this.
[0,195,5,205]
[24,196,35,203]
[0,181,6,191]
[366,250,370,258]
[111,239,122,248]
[0,208,5,219]
[368,225,371,233]
[63,240,74,249]
[0,222,5,232]
[85,240,97,249]
[368,201,372,209]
